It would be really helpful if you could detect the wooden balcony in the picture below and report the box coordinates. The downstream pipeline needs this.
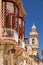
[1,28,18,43]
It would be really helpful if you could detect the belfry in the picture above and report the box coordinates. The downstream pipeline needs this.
[29,24,38,56]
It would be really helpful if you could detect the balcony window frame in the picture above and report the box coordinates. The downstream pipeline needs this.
[18,17,25,39]
[2,0,19,29]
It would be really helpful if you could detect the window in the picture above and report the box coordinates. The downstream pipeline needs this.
[18,18,25,39]
[2,2,6,27]
[19,18,22,27]
[23,21,24,27]
[6,2,14,13]
[16,6,19,16]
[6,13,14,28]
[6,2,14,28]
[2,1,19,29]
[14,17,18,29]
[2,1,19,36]
[32,39,35,44]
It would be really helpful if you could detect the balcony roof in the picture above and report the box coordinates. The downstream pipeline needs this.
[3,0,27,18]
[12,0,27,17]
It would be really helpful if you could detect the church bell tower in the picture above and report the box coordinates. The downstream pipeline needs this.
[29,24,39,56]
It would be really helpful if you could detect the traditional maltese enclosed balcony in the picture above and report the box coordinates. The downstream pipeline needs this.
[13,39,25,56]
[2,1,19,43]
[0,0,26,59]
[1,27,25,52]
[12,43,25,57]
[1,28,25,57]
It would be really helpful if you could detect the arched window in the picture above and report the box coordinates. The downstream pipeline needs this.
[32,39,35,44]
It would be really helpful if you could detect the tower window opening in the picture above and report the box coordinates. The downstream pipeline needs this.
[32,39,35,44]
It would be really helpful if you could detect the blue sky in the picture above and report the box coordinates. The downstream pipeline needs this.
[22,0,43,59]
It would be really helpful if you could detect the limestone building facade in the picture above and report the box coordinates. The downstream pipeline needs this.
[0,0,42,65]
[0,0,26,65]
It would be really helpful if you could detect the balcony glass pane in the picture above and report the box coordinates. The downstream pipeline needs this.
[6,2,14,13]
[16,6,18,16]
[19,18,22,27]
[2,2,5,27]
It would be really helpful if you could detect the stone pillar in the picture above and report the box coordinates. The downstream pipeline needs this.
[33,58,35,65]
[0,44,3,65]
[10,51,14,65]
[0,0,2,37]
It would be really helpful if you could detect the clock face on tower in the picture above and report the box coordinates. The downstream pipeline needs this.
[32,39,35,44]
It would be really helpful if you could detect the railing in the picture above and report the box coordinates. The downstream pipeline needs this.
[2,28,14,37]
[2,28,18,43]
